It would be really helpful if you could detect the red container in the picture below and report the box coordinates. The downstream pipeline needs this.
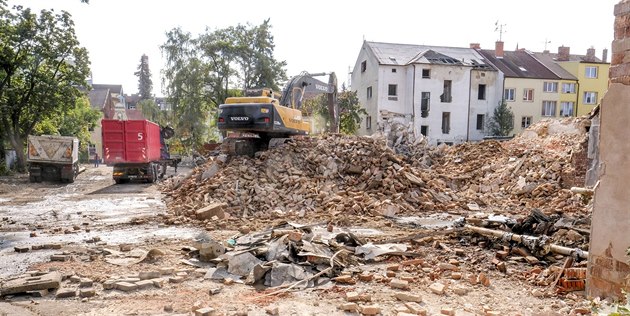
[102,119,161,165]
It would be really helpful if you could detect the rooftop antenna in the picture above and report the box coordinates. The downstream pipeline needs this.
[543,38,551,51]
[494,20,507,41]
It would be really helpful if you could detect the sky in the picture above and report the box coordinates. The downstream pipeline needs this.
[9,0,620,96]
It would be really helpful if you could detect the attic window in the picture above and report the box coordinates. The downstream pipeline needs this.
[519,66,527,72]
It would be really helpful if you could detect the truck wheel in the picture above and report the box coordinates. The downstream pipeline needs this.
[114,179,122,184]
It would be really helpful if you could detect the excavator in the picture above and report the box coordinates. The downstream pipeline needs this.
[217,71,338,156]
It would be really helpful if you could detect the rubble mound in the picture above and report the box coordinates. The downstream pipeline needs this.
[162,117,590,225]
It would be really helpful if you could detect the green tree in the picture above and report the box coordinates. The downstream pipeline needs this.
[487,99,514,136]
[161,21,286,152]
[134,54,152,100]
[0,2,91,171]
[303,90,366,135]
[34,96,100,159]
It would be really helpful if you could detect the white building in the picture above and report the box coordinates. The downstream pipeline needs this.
[351,41,502,145]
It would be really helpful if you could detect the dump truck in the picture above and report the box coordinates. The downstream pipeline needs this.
[101,119,179,184]
[27,135,79,183]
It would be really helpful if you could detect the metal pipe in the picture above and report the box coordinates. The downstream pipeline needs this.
[465,225,588,259]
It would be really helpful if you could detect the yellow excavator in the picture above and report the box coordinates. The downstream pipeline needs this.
[217,71,338,156]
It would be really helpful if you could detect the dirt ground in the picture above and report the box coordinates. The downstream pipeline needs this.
[0,165,594,315]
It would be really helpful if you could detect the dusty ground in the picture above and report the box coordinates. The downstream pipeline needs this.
[0,165,593,315]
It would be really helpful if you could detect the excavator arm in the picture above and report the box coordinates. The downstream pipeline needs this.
[279,71,339,133]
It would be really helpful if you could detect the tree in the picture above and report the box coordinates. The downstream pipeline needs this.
[134,54,152,100]
[161,21,286,152]
[487,99,514,136]
[33,96,101,160]
[303,90,366,135]
[0,3,91,171]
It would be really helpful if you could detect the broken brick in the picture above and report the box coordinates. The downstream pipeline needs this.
[429,282,446,295]
[333,275,356,284]
[394,292,422,303]
[390,278,410,290]
[440,307,456,315]
[339,303,359,312]
[360,305,381,315]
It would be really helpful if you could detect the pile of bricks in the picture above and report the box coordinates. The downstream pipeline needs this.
[162,117,589,226]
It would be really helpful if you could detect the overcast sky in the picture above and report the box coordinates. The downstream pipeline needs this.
[10,0,619,96]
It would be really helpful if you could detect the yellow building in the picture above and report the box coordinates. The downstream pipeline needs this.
[480,46,578,135]
[537,47,609,116]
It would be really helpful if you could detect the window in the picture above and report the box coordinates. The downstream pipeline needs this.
[523,88,534,101]
[420,92,430,117]
[442,112,451,134]
[366,116,372,129]
[562,83,576,93]
[420,125,428,136]
[476,114,485,130]
[585,66,598,78]
[542,101,557,117]
[521,116,532,128]
[361,61,367,73]
[422,69,430,78]
[391,68,397,73]
[584,91,598,104]
[440,80,452,103]
[504,88,515,101]
[478,84,486,100]
[560,102,575,117]
[367,86,372,99]
[388,84,398,101]
[388,84,397,96]
[543,82,558,93]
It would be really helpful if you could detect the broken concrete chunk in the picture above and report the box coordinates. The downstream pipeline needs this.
[136,280,153,290]
[55,288,76,299]
[139,271,161,280]
[195,202,227,220]
[0,271,61,296]
[115,282,138,292]
[79,288,96,298]
[195,307,216,316]
[14,246,29,253]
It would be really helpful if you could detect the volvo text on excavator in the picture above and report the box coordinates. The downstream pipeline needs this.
[217,71,338,156]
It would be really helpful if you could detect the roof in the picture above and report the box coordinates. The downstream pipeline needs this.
[365,41,495,69]
[91,84,123,94]
[478,50,559,79]
[531,52,578,80]
[88,89,109,110]
[541,52,605,63]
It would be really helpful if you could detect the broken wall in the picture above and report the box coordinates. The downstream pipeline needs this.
[587,0,630,299]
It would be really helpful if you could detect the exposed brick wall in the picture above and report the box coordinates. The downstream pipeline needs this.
[562,139,588,188]
[587,0,630,299]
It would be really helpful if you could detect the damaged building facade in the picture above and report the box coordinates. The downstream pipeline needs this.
[352,41,610,145]
[351,41,502,145]
[587,0,630,300]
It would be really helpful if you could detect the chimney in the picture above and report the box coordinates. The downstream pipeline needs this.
[557,46,570,61]
[585,47,596,62]
[470,43,481,49]
[602,48,608,63]
[495,41,504,58]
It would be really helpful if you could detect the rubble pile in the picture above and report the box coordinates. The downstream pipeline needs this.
[162,117,590,225]
[163,135,445,223]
